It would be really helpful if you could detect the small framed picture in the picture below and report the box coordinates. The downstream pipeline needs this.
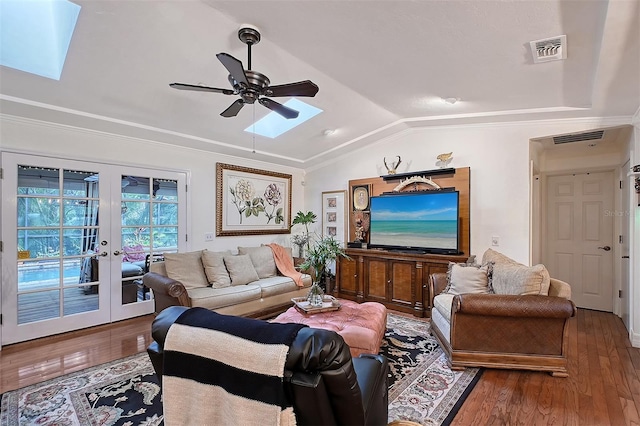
[322,190,347,244]
[352,185,370,211]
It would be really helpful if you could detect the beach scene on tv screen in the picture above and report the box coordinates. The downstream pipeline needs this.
[370,192,458,249]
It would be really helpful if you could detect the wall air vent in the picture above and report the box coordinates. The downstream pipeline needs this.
[553,130,604,145]
[530,35,567,63]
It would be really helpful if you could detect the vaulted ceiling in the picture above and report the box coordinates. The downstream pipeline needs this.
[1,0,638,169]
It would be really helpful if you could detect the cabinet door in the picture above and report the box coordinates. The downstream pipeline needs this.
[390,260,414,306]
[364,258,387,301]
[337,257,358,296]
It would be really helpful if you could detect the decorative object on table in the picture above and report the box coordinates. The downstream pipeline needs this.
[384,155,402,174]
[170,25,318,120]
[436,151,453,168]
[352,210,370,243]
[292,210,317,255]
[292,295,341,313]
[322,190,348,244]
[352,185,370,211]
[216,163,291,236]
[300,235,349,294]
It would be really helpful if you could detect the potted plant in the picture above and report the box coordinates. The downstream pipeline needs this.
[300,235,349,306]
[291,210,317,257]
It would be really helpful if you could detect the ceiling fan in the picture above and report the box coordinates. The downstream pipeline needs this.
[170,25,319,119]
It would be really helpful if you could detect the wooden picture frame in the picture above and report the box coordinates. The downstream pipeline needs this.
[322,190,347,244]
[216,163,292,236]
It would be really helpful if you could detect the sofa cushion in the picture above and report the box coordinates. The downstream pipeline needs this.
[224,254,260,286]
[444,262,493,295]
[163,250,208,289]
[201,250,232,289]
[482,248,550,295]
[257,275,312,298]
[187,284,262,310]
[238,246,277,278]
[492,262,551,296]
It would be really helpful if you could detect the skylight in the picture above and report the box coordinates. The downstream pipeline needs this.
[245,99,322,138]
[0,0,81,80]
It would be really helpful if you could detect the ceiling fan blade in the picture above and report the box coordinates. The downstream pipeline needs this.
[170,83,234,95]
[220,99,245,118]
[265,80,319,97]
[216,53,249,87]
[259,98,299,119]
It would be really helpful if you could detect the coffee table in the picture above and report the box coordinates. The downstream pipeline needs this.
[271,298,387,357]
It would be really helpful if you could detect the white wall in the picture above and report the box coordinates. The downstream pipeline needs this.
[306,118,631,264]
[0,116,307,252]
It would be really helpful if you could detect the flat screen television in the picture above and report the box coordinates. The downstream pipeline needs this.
[368,191,460,254]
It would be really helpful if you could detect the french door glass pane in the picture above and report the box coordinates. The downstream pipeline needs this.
[18,291,60,323]
[16,165,101,324]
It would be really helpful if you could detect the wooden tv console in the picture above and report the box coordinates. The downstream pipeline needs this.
[335,248,467,317]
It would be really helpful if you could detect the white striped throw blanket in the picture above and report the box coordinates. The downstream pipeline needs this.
[162,307,306,426]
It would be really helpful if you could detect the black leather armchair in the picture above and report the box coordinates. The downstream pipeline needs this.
[148,306,389,425]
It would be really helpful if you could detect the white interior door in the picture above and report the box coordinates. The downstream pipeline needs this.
[545,171,614,311]
[1,153,186,344]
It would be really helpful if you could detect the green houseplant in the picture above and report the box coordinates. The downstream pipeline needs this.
[291,210,317,257]
[300,235,349,305]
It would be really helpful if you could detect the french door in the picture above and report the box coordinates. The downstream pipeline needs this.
[1,153,187,345]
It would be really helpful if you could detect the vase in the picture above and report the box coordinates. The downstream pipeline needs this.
[307,282,324,307]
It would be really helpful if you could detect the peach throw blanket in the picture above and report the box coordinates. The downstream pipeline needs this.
[266,243,305,287]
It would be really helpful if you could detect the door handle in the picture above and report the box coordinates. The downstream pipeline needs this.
[598,246,611,251]
[99,251,108,257]
[113,250,122,256]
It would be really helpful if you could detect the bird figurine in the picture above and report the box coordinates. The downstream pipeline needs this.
[436,152,453,168]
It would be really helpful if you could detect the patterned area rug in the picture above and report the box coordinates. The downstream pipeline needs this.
[383,314,482,425]
[1,314,481,426]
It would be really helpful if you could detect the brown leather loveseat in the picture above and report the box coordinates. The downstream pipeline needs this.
[429,249,577,377]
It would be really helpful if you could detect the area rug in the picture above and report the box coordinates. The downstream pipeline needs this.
[382,314,482,425]
[1,314,481,426]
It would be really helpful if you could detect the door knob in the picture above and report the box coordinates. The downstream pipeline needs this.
[113,250,122,256]
[598,246,611,251]
[99,251,108,257]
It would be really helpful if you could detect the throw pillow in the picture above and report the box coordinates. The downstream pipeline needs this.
[163,250,208,289]
[201,250,232,289]
[223,254,260,286]
[492,262,551,296]
[444,262,493,295]
[122,244,146,262]
[481,248,517,266]
[482,248,551,295]
[238,246,277,278]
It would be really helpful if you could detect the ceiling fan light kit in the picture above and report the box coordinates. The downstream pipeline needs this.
[170,25,319,119]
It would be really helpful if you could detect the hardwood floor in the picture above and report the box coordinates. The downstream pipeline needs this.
[0,314,155,394]
[1,309,639,425]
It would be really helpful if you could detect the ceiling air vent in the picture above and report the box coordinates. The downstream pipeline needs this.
[530,35,567,63]
[553,130,604,145]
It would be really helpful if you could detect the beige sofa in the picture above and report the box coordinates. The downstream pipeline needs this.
[429,248,576,377]
[144,246,312,319]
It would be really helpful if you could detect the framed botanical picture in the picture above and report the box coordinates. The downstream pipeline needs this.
[322,190,347,244]
[216,163,292,236]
